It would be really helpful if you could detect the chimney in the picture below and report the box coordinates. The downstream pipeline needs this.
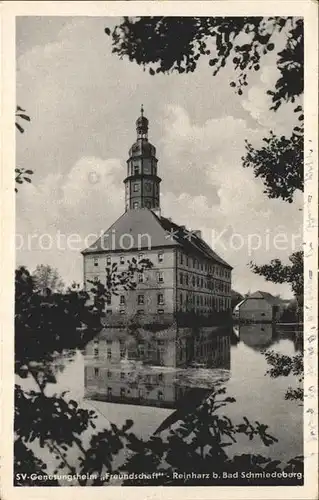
[193,229,202,239]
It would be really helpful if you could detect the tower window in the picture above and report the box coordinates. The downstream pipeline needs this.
[133,183,139,192]
[157,272,164,283]
[157,293,164,305]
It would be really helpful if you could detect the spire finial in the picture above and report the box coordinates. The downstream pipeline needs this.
[141,104,144,117]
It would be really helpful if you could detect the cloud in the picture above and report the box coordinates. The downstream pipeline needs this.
[160,105,302,296]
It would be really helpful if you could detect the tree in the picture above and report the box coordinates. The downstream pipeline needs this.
[231,289,244,309]
[32,264,65,295]
[106,16,303,203]
[15,106,33,191]
[263,350,303,403]
[250,250,303,313]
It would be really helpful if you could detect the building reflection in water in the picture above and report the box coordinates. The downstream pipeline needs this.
[84,326,231,409]
[84,323,302,409]
[235,323,303,352]
[237,323,278,351]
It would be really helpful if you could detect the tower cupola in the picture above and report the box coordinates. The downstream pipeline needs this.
[124,106,161,211]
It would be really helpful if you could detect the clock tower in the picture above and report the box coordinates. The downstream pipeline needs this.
[124,106,161,211]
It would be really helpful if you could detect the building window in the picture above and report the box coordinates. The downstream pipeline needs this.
[94,347,99,357]
[107,348,112,359]
[186,256,189,267]
[157,309,164,315]
[120,388,125,397]
[200,277,203,288]
[158,252,164,263]
[201,263,204,271]
[145,201,151,209]
[157,272,164,283]
[133,202,139,209]
[120,372,125,379]
[138,389,144,399]
[157,391,164,401]
[137,295,144,305]
[106,256,111,265]
[197,276,200,287]
[185,274,189,285]
[180,273,183,285]
[194,258,197,269]
[107,387,112,396]
[94,368,99,377]
[120,295,125,305]
[107,370,112,378]
[133,183,139,192]
[138,273,144,283]
[134,165,139,175]
[192,275,195,287]
[157,293,164,305]
[93,257,98,267]
[180,253,183,265]
[180,293,183,306]
[120,255,125,264]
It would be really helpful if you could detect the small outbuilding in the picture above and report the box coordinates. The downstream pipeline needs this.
[232,291,281,323]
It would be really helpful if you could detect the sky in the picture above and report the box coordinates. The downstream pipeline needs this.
[16,16,303,297]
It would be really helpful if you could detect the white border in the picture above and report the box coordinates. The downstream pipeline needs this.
[1,2,318,500]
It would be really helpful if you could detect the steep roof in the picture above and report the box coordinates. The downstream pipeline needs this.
[81,208,232,269]
[247,290,281,305]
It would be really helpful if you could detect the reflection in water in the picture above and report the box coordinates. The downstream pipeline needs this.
[83,323,303,410]
[238,323,278,350]
[84,326,231,409]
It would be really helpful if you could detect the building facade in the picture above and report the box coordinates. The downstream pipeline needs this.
[82,108,232,321]
[233,291,281,323]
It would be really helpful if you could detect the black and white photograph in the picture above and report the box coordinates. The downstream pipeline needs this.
[1,3,318,498]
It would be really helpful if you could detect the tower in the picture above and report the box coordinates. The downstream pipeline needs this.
[124,106,161,211]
